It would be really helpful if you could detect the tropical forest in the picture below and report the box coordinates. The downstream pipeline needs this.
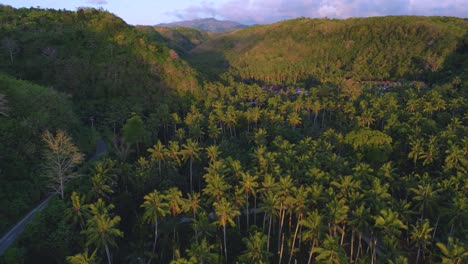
[0,5,467,264]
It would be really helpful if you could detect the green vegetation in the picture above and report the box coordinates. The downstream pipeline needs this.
[0,5,467,264]
[191,16,467,84]
[136,26,209,56]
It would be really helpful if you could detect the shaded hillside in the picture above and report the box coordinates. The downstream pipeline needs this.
[0,74,82,235]
[191,16,468,84]
[136,25,209,55]
[157,18,246,32]
[0,6,198,102]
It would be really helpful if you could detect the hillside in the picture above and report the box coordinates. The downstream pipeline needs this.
[157,18,247,32]
[0,74,82,235]
[0,7,467,264]
[136,25,209,56]
[0,6,197,107]
[190,16,468,84]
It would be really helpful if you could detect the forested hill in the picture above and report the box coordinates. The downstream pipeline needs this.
[190,16,468,84]
[0,6,198,100]
[136,26,210,56]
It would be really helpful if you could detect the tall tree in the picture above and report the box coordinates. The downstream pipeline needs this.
[239,230,271,264]
[213,197,240,263]
[82,200,123,264]
[42,130,84,200]
[181,139,201,192]
[147,140,167,176]
[141,190,168,264]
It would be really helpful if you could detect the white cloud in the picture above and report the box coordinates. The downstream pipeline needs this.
[169,0,467,24]
[86,0,108,5]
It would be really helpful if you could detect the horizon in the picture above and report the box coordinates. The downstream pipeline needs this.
[0,0,467,25]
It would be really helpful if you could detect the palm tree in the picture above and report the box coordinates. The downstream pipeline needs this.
[239,230,272,264]
[147,140,167,176]
[182,192,202,241]
[141,190,168,263]
[66,192,89,230]
[288,185,309,264]
[213,197,240,263]
[408,138,424,169]
[300,210,323,264]
[181,139,201,192]
[410,219,433,264]
[374,208,407,258]
[444,144,467,173]
[205,145,220,164]
[66,249,98,264]
[81,202,123,264]
[164,187,184,259]
[287,111,301,129]
[90,172,114,200]
[436,237,468,264]
[240,171,259,227]
[167,141,181,167]
[186,239,219,263]
[203,164,230,204]
[410,178,440,220]
[312,235,347,264]
[259,191,279,253]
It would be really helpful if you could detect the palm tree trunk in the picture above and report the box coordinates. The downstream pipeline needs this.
[350,228,355,263]
[105,242,112,264]
[149,220,158,264]
[307,239,315,264]
[158,160,161,176]
[254,196,257,225]
[279,233,285,264]
[416,246,421,264]
[223,225,228,263]
[288,215,301,264]
[357,232,362,258]
[246,195,249,228]
[190,157,193,193]
[267,215,272,253]
[340,224,346,246]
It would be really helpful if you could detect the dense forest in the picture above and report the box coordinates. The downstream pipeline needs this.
[0,5,467,264]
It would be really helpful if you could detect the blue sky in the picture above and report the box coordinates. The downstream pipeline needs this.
[1,0,467,25]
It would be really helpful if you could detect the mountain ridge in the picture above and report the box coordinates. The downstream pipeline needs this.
[156,17,247,32]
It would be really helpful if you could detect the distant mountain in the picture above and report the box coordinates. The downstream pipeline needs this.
[157,18,247,32]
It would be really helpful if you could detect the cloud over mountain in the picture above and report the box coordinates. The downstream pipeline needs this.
[169,0,467,24]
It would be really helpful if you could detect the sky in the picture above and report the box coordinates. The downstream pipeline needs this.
[1,0,467,25]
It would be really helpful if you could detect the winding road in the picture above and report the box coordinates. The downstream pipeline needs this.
[0,195,55,255]
[0,139,107,256]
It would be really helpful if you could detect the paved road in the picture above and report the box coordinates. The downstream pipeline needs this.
[0,195,55,255]
[0,139,107,256]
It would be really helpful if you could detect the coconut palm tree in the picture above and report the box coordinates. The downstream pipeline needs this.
[213,197,240,263]
[66,249,98,264]
[436,237,468,264]
[239,230,271,264]
[66,192,89,231]
[181,139,201,192]
[81,201,123,264]
[300,210,323,264]
[141,190,168,263]
[288,185,309,264]
[185,238,219,263]
[410,219,433,264]
[312,235,347,264]
[240,171,259,227]
[147,140,167,176]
